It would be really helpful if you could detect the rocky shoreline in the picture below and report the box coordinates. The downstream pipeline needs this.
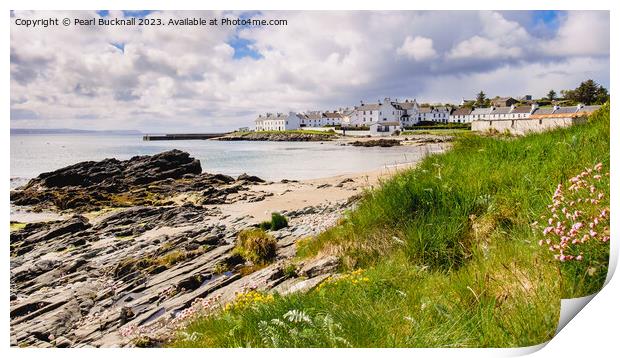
[217,131,335,142]
[9,150,360,347]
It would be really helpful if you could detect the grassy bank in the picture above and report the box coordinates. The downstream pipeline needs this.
[171,104,610,347]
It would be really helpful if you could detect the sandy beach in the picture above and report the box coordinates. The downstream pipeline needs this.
[217,160,421,222]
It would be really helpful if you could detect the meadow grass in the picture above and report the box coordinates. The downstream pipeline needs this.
[170,104,609,347]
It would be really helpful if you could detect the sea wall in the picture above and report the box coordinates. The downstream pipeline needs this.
[472,117,586,135]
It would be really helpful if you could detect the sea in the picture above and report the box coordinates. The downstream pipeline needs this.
[10,134,442,189]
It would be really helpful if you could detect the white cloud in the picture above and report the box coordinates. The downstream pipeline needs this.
[541,11,610,57]
[446,11,529,61]
[397,36,437,61]
[447,35,523,60]
[10,10,609,132]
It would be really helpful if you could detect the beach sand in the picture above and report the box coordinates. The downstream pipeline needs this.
[217,161,420,222]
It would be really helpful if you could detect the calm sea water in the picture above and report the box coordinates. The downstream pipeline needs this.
[10,134,441,188]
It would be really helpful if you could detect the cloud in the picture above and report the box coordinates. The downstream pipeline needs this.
[446,11,529,61]
[447,35,523,60]
[10,10,609,132]
[541,11,609,57]
[397,36,437,61]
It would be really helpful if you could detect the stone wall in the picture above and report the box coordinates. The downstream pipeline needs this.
[472,117,587,135]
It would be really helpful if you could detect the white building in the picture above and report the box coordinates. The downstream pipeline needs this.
[339,108,355,127]
[433,106,452,123]
[449,107,473,123]
[396,99,420,127]
[350,98,405,127]
[300,111,323,127]
[471,104,600,134]
[470,107,495,121]
[322,112,343,126]
[255,112,301,131]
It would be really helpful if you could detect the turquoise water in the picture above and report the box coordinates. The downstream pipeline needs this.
[10,134,442,188]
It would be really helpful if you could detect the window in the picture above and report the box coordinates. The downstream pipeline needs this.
[539,119,543,125]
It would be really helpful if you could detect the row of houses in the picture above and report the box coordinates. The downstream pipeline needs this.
[254,97,601,135]
[471,104,601,134]
[255,111,344,131]
[255,97,452,131]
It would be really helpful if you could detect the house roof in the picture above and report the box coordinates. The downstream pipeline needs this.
[355,103,381,111]
[471,107,494,115]
[256,113,286,122]
[323,112,343,118]
[391,102,406,111]
[577,105,601,113]
[553,107,578,114]
[533,107,554,115]
[397,102,417,110]
[304,112,323,119]
[451,107,472,116]
[491,107,512,115]
[512,106,532,114]
[418,107,432,113]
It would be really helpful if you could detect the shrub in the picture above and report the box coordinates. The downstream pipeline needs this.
[270,212,288,230]
[234,229,277,264]
[259,221,272,231]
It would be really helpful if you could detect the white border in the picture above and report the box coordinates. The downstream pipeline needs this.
[3,1,617,357]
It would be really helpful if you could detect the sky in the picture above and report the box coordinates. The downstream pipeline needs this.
[10,10,610,132]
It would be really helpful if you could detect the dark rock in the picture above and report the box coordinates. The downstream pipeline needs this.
[298,256,339,278]
[350,139,400,147]
[237,173,265,183]
[177,273,211,291]
[219,132,335,142]
[119,307,134,325]
[23,216,90,246]
[54,336,73,348]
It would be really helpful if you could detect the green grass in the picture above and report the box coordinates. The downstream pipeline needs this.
[170,104,609,348]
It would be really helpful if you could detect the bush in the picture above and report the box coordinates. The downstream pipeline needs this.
[234,229,277,264]
[259,221,272,231]
[270,212,288,230]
